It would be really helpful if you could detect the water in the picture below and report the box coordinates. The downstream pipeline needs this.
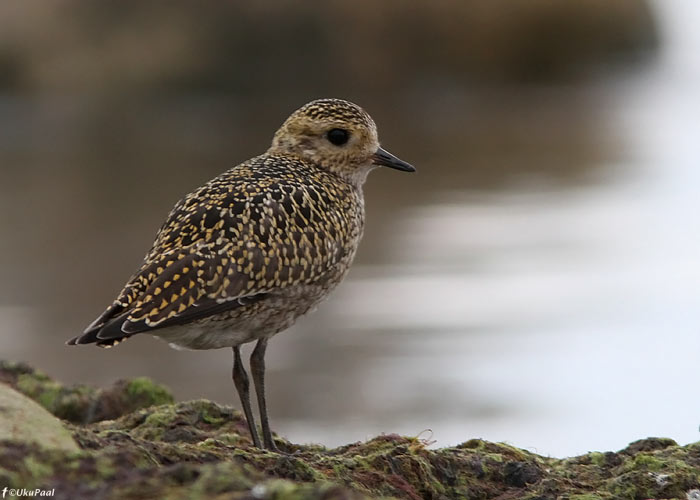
[1,0,698,458]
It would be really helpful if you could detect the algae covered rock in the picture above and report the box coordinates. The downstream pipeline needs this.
[0,360,173,424]
[1,361,700,499]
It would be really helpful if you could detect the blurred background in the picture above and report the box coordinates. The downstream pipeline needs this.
[1,0,698,458]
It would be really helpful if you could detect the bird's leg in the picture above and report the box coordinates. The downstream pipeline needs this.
[250,338,278,451]
[232,346,261,448]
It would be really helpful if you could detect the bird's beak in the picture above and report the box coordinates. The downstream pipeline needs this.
[372,146,416,172]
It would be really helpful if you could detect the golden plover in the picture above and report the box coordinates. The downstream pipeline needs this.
[68,98,415,450]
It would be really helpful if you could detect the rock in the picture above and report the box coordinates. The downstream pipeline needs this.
[2,361,700,499]
[0,360,173,424]
[0,383,78,453]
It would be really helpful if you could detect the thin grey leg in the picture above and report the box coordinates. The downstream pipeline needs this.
[232,346,261,448]
[250,338,278,451]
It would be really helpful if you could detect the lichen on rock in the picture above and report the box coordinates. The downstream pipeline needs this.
[1,360,699,500]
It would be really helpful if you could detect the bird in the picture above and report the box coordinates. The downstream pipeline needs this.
[67,98,415,451]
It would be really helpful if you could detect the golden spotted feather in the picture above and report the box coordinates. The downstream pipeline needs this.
[72,153,362,347]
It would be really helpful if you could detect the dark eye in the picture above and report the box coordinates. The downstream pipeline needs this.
[327,128,349,146]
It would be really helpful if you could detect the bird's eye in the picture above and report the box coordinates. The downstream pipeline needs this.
[327,128,350,146]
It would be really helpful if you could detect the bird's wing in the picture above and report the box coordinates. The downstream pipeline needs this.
[69,157,355,345]
[80,246,268,341]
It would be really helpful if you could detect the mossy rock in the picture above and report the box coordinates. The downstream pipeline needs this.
[2,361,700,499]
[1,360,173,424]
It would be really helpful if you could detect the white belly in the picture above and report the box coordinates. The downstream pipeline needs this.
[152,323,261,350]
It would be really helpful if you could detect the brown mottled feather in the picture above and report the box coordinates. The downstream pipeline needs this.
[72,153,358,344]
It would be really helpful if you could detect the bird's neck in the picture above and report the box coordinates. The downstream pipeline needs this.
[266,146,372,190]
[326,163,374,189]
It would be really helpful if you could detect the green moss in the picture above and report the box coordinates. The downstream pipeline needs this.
[3,361,700,500]
[142,407,176,428]
[589,452,606,467]
[37,385,62,410]
[213,432,247,446]
[134,405,178,437]
[125,377,174,407]
[15,372,46,395]
[606,475,643,500]
[459,438,485,449]
[15,373,65,416]
[484,453,504,463]
[626,452,664,472]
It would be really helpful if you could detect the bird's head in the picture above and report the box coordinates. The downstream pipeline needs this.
[269,98,415,185]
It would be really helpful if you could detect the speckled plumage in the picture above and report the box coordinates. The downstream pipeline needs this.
[68,98,414,449]
[92,154,363,349]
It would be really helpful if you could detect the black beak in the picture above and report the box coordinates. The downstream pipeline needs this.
[372,146,416,172]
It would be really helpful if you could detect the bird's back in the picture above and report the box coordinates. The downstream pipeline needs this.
[70,153,365,348]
